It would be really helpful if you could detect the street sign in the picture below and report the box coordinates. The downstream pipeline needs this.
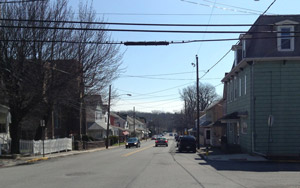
[268,115,274,127]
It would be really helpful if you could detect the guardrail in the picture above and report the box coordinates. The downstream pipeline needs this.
[20,138,72,155]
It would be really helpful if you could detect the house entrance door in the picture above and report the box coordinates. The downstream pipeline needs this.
[205,129,211,146]
[233,122,240,144]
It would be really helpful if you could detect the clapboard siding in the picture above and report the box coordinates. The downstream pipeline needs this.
[226,66,252,152]
[253,60,300,156]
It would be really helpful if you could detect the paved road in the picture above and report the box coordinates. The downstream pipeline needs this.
[1,139,300,188]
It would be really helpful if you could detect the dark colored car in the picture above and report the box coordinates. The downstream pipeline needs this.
[176,136,183,147]
[155,137,168,147]
[125,137,140,148]
[178,136,196,153]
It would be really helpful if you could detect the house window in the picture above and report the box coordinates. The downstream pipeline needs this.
[239,78,242,96]
[242,40,246,58]
[244,74,247,95]
[95,112,102,120]
[230,80,233,101]
[234,77,237,99]
[234,50,238,66]
[226,82,230,102]
[0,123,6,133]
[277,25,294,51]
[241,121,248,134]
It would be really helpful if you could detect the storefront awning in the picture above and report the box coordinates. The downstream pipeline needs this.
[220,111,248,123]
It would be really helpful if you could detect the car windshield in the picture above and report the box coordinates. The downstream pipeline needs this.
[127,138,137,142]
[181,136,195,141]
[157,138,166,141]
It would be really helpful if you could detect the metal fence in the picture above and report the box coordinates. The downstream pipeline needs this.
[20,138,72,155]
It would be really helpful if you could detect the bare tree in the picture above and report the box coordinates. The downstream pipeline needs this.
[180,83,219,128]
[0,0,122,153]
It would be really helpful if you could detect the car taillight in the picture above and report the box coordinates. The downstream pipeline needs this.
[165,140,168,143]
[155,140,158,143]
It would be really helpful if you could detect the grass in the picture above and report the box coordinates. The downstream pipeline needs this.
[112,142,125,146]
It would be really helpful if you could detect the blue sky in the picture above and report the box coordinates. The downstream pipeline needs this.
[69,0,298,113]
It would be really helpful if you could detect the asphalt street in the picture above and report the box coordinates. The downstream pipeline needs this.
[1,139,300,188]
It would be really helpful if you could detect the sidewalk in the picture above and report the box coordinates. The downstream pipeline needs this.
[0,144,125,168]
[0,139,151,168]
[198,147,268,162]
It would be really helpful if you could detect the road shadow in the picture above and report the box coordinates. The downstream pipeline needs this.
[195,154,300,172]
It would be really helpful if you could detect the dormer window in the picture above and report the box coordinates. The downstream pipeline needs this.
[242,40,246,58]
[276,20,297,52]
[232,45,242,67]
[277,25,294,51]
[234,50,238,66]
[240,34,250,58]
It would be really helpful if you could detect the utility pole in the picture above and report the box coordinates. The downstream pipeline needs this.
[196,55,200,150]
[133,106,136,136]
[106,85,111,149]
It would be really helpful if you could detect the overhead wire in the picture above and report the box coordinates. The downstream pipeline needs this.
[91,13,260,16]
[181,0,261,15]
[196,0,217,56]
[0,24,280,33]
[0,0,47,3]
[199,0,265,14]
[262,0,277,15]
[1,18,296,27]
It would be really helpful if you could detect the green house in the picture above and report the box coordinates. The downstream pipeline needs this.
[221,15,300,157]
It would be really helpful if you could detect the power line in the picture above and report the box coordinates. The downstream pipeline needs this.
[213,83,223,88]
[199,48,233,81]
[196,0,217,55]
[200,0,264,14]
[1,24,298,34]
[121,71,197,77]
[1,18,293,27]
[0,0,46,3]
[1,35,299,46]
[90,13,259,16]
[120,75,221,81]
[122,94,179,100]
[262,0,277,15]
[181,0,261,15]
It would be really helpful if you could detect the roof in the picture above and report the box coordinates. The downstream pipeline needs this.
[200,121,212,127]
[205,99,224,112]
[0,104,10,114]
[87,121,112,130]
[127,116,145,126]
[222,14,300,82]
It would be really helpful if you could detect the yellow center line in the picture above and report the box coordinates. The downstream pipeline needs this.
[122,145,153,157]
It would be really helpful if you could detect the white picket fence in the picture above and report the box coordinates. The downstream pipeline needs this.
[20,138,72,155]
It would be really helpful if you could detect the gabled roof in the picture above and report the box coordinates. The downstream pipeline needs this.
[127,116,145,126]
[87,121,112,130]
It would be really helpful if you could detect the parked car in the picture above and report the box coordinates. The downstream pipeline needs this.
[125,137,140,148]
[151,135,158,140]
[178,136,196,153]
[155,137,168,147]
[176,136,183,147]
